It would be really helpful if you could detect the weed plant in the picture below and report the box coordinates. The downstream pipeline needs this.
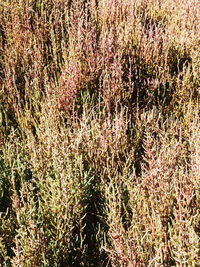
[0,0,199,266]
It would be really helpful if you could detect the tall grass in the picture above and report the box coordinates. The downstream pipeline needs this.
[0,0,199,266]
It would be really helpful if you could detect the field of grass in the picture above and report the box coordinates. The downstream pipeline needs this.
[0,0,199,266]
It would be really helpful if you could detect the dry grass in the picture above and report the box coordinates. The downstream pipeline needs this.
[0,0,199,266]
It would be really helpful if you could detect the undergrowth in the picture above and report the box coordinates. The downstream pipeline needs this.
[0,0,199,266]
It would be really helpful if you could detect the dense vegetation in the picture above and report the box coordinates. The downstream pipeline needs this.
[0,0,199,266]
